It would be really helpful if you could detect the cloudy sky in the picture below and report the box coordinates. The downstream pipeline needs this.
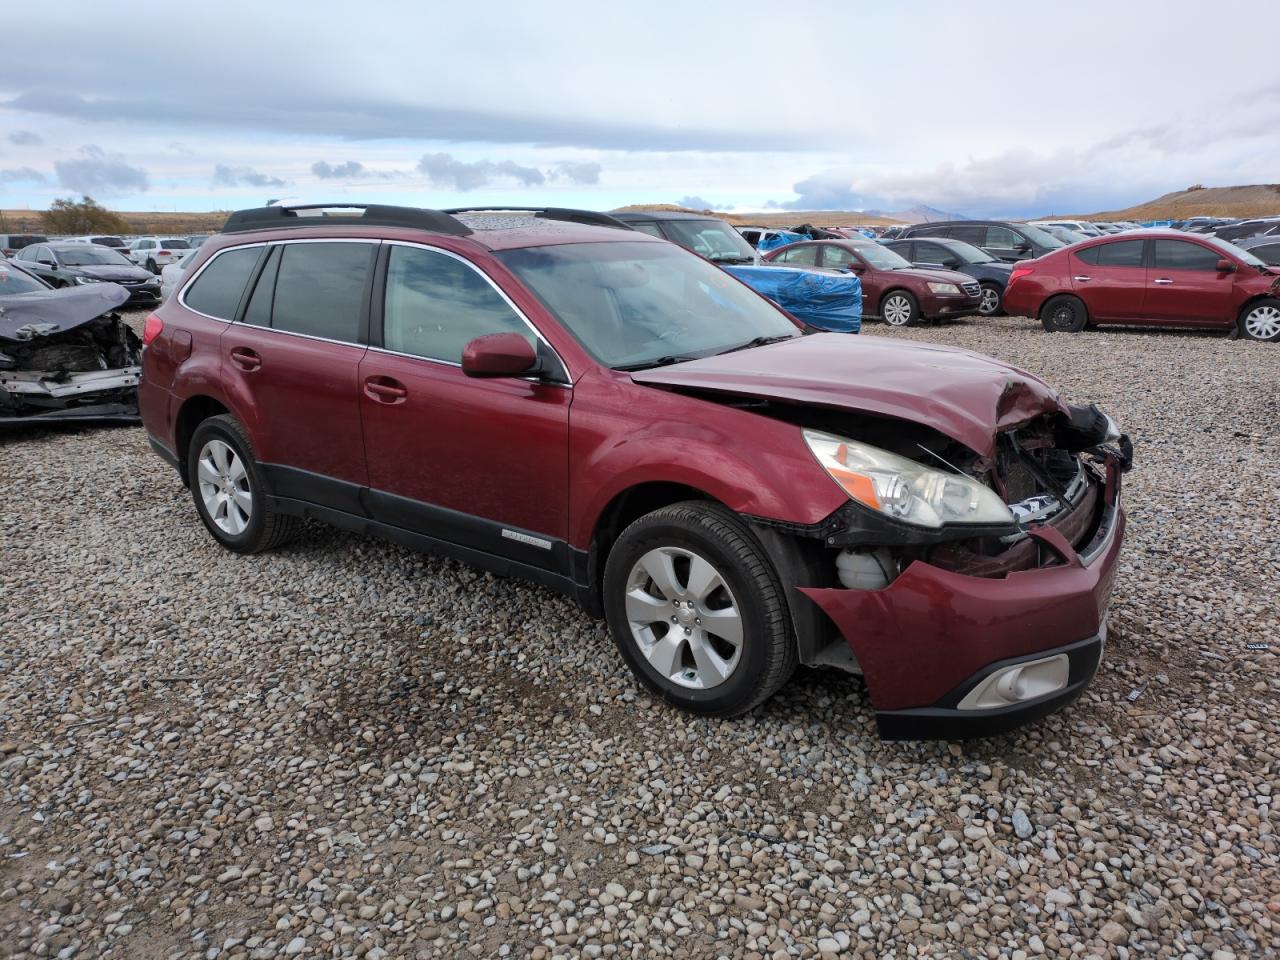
[2,1,1277,218]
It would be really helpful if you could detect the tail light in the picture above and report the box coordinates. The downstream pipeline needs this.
[142,313,164,346]
[1008,266,1034,284]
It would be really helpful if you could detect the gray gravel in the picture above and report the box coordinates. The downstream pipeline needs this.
[1,310,1277,959]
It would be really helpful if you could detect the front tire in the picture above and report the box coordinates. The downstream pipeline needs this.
[602,502,796,717]
[187,414,300,554]
[1040,294,1088,333]
[1238,298,1280,342]
[978,282,1003,316]
[880,290,919,326]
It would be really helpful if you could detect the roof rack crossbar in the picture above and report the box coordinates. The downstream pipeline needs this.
[221,204,472,236]
[441,207,633,231]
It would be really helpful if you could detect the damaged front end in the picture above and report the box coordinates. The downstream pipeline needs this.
[750,400,1132,739]
[0,284,140,425]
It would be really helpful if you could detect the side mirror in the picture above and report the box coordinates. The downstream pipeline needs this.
[461,332,539,378]
[1014,242,1031,253]
[1216,258,1236,273]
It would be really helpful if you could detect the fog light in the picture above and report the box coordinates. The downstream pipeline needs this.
[956,654,1069,710]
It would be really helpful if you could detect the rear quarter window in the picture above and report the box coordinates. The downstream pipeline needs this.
[182,247,263,319]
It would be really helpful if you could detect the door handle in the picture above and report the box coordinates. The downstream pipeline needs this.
[1153,278,1174,284]
[1073,275,1091,282]
[364,377,408,402]
[229,347,262,370]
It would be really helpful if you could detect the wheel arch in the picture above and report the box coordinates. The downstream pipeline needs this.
[877,285,916,315]
[173,394,230,485]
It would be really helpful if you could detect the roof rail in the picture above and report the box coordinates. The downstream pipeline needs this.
[220,203,472,236]
[441,207,633,231]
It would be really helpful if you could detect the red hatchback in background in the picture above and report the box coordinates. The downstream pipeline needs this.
[763,239,983,326]
[1003,229,1280,341]
[140,203,1133,739]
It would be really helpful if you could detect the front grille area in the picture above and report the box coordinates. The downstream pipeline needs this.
[961,281,981,297]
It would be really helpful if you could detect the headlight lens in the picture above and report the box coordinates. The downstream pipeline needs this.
[73,275,102,284]
[803,429,1014,528]
[927,282,960,295]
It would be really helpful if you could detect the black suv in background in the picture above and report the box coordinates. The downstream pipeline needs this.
[900,220,1065,262]
[882,237,1013,315]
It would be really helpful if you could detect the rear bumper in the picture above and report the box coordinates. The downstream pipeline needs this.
[799,474,1125,738]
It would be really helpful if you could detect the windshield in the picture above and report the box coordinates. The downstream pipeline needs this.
[1205,235,1266,268]
[160,238,191,249]
[1018,223,1066,250]
[498,241,799,369]
[944,239,997,264]
[659,219,757,262]
[849,243,912,270]
[56,246,133,266]
[0,261,48,293]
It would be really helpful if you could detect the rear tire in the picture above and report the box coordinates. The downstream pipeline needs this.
[1040,294,1088,333]
[978,282,1003,316]
[880,290,919,326]
[187,414,300,554]
[602,501,796,717]
[1238,298,1280,342]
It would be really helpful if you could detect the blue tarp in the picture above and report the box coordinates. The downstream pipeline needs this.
[723,265,862,333]
[757,230,807,253]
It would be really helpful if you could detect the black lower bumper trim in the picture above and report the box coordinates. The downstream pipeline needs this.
[875,633,1104,740]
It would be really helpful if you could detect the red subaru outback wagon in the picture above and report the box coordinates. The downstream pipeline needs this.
[141,204,1133,738]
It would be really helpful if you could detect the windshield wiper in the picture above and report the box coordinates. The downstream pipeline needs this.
[613,354,702,371]
[718,334,796,355]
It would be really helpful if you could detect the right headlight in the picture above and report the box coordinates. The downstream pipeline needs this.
[803,429,1014,528]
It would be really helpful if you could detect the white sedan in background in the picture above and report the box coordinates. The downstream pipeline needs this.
[160,253,197,300]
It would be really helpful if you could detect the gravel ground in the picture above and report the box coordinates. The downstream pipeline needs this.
[1,311,1277,960]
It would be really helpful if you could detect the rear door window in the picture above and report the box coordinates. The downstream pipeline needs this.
[270,242,374,341]
[949,225,986,245]
[1094,240,1145,267]
[773,244,818,266]
[914,241,951,265]
[985,226,1021,249]
[381,245,532,363]
[182,247,263,320]
[1153,240,1221,271]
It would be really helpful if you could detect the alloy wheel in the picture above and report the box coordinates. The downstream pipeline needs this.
[883,295,912,326]
[196,439,253,535]
[624,546,743,690]
[1244,305,1280,340]
[979,286,1001,315]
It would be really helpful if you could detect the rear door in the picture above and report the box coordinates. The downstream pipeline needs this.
[1145,239,1237,326]
[217,240,375,510]
[358,242,572,570]
[1069,238,1147,322]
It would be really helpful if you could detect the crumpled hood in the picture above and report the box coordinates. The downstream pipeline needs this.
[0,284,131,341]
[631,333,1068,457]
[76,263,154,282]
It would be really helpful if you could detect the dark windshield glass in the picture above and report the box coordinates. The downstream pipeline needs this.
[943,239,997,263]
[498,241,798,369]
[1205,235,1265,268]
[0,261,49,293]
[658,220,757,262]
[160,238,191,249]
[1017,223,1066,250]
[56,246,133,266]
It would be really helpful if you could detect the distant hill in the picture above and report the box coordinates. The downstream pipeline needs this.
[613,204,904,227]
[866,204,967,224]
[1075,184,1280,221]
[0,208,228,235]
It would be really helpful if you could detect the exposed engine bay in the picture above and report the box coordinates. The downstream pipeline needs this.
[0,281,140,424]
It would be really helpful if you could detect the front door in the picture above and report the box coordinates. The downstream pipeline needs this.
[358,242,572,571]
[1145,239,1237,326]
[217,240,375,511]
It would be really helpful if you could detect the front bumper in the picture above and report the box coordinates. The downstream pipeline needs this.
[921,292,983,317]
[799,469,1125,739]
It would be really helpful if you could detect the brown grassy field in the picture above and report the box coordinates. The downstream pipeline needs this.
[0,209,228,235]
[613,204,902,227]
[1076,184,1280,220]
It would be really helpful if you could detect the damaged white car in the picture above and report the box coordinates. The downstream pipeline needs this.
[0,260,141,424]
